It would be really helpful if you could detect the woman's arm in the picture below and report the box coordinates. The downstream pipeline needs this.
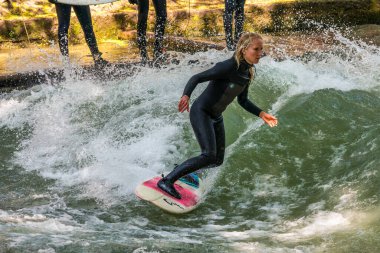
[237,86,278,127]
[182,60,235,97]
[237,86,263,117]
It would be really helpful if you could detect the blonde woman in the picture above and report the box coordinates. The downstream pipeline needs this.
[158,33,278,199]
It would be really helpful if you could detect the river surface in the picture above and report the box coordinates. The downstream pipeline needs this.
[0,29,379,252]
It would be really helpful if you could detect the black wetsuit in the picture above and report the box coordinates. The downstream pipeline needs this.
[136,0,167,62]
[223,0,246,50]
[51,2,102,59]
[159,58,262,198]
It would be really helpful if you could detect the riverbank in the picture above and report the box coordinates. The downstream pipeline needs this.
[1,0,379,47]
[0,0,380,89]
[1,24,380,91]
[0,33,225,90]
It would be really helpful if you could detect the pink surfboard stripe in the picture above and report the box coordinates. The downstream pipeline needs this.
[143,177,198,207]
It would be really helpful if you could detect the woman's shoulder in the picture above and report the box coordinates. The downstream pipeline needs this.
[215,57,237,70]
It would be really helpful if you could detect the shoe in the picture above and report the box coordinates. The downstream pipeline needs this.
[94,57,110,69]
[93,52,110,68]
[157,177,181,199]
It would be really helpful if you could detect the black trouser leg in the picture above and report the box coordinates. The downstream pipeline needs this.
[55,3,71,57]
[165,105,225,183]
[152,0,167,59]
[137,0,149,62]
[223,0,235,50]
[234,0,246,44]
[73,5,101,58]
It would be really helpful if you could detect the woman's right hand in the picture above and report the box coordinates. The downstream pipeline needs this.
[178,95,190,112]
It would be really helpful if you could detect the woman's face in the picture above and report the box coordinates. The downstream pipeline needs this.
[243,39,263,64]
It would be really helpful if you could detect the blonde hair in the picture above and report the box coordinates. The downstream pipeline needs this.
[234,32,263,80]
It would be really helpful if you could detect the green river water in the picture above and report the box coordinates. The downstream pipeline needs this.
[0,29,379,252]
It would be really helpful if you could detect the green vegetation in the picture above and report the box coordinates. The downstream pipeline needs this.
[0,0,379,48]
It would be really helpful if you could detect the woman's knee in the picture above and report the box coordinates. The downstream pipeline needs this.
[202,153,224,168]
[202,152,219,165]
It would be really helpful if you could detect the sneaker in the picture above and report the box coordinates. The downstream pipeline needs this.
[157,177,181,199]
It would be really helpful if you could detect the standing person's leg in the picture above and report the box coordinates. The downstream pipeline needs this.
[223,0,236,51]
[73,5,108,66]
[55,3,71,57]
[234,0,246,45]
[158,105,222,199]
[152,0,167,60]
[137,0,149,63]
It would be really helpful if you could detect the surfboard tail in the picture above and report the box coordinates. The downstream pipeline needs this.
[135,175,204,214]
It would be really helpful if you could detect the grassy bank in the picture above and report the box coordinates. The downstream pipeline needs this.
[0,0,379,48]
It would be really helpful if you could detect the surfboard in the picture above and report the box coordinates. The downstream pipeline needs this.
[135,173,205,214]
[50,0,119,6]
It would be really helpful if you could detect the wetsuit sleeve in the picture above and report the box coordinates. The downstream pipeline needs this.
[237,85,263,117]
[183,61,234,97]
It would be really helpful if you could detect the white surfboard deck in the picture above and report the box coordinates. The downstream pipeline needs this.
[50,0,119,6]
[135,175,205,214]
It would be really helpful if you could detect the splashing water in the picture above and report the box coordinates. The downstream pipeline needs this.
[0,28,379,252]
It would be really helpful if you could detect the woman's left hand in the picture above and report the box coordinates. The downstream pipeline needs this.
[259,111,278,127]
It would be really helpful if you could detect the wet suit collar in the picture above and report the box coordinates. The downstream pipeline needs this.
[234,57,253,71]
[228,58,254,86]
[241,59,253,69]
